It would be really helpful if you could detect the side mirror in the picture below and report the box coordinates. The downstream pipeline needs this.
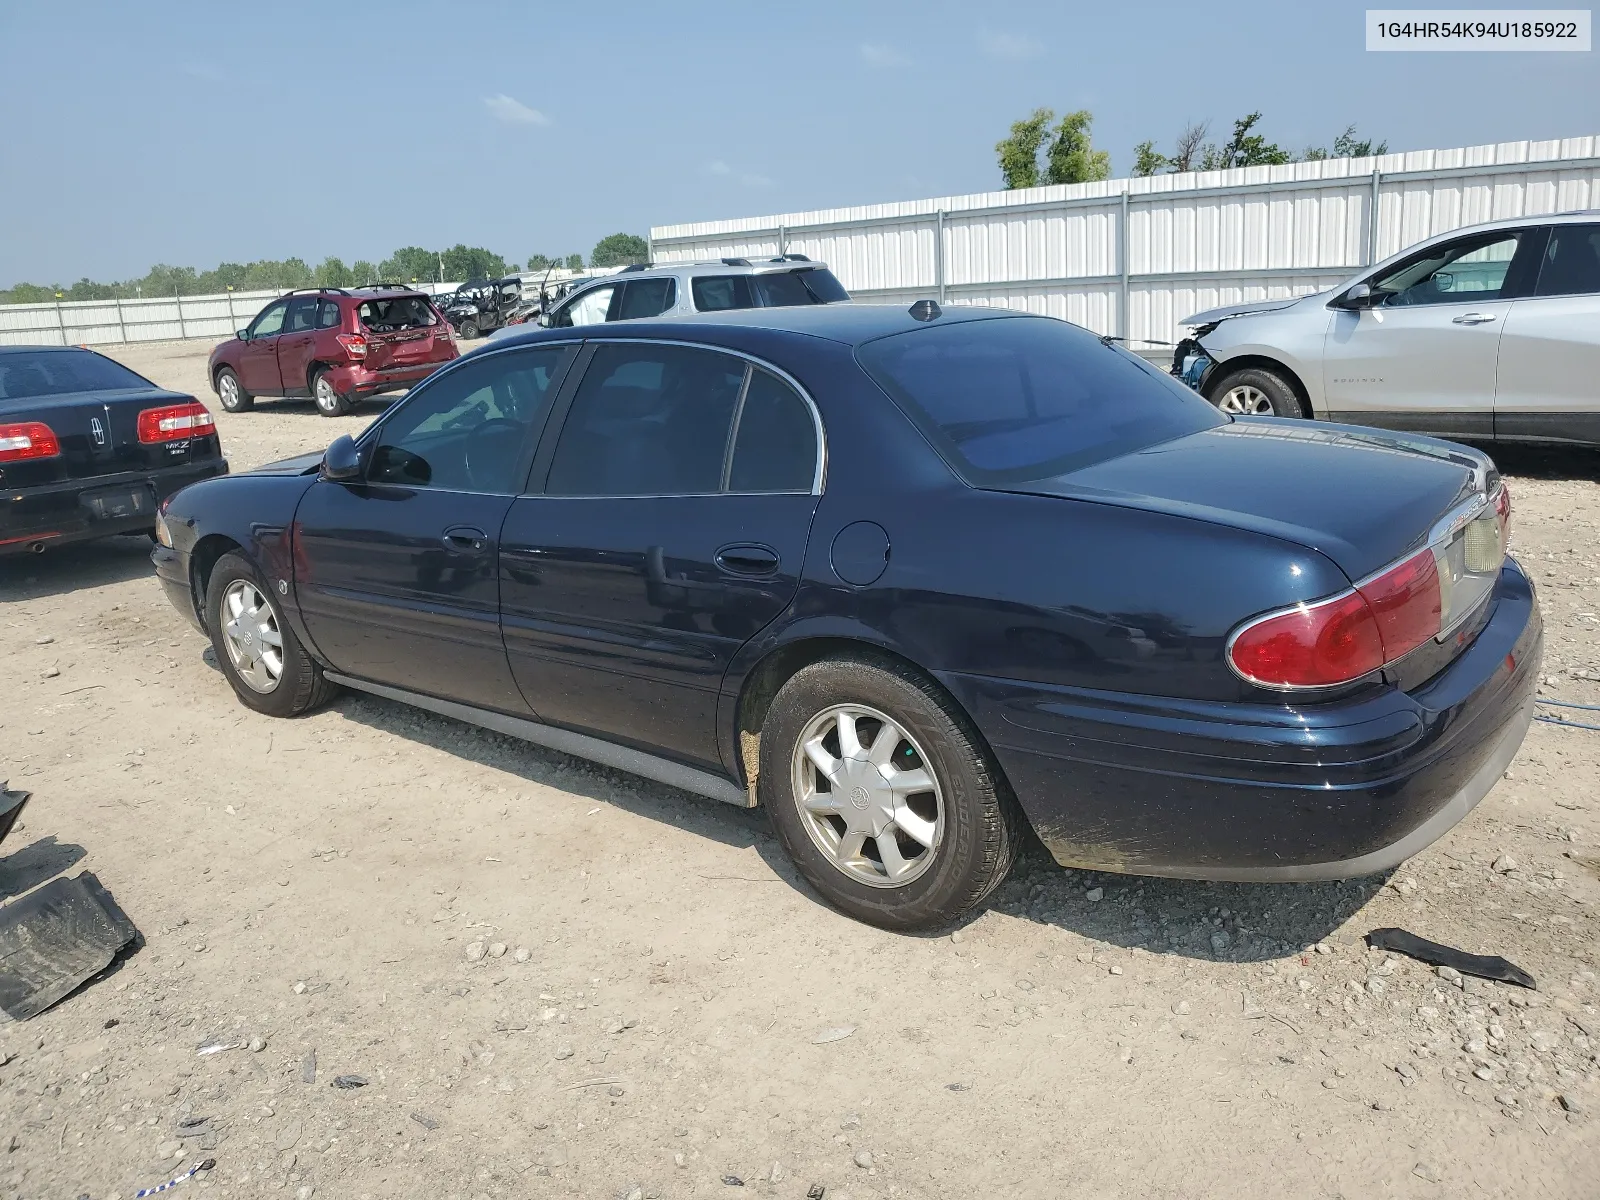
[537,312,552,328]
[236,328,251,342]
[321,435,362,482]
[1339,283,1378,309]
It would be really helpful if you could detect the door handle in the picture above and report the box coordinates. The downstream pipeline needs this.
[1452,312,1498,325]
[715,543,779,576]
[443,525,490,553]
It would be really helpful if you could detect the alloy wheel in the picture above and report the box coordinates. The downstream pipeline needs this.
[221,579,284,693]
[1217,384,1274,415]
[315,376,340,414]
[218,374,240,409]
[790,703,944,888]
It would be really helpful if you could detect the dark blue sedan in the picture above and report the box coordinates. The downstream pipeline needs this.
[151,304,1540,930]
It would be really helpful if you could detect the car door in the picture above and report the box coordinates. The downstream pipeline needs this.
[275,296,321,395]
[1320,229,1534,438]
[499,340,823,770]
[292,344,576,714]
[1495,223,1600,444]
[239,299,288,394]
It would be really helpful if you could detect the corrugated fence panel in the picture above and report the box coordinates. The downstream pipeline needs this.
[0,289,288,347]
[652,134,1600,349]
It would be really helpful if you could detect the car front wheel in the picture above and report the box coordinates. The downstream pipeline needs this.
[206,551,338,718]
[311,368,353,417]
[459,319,479,340]
[1207,366,1303,418]
[759,655,1020,931]
[215,367,252,413]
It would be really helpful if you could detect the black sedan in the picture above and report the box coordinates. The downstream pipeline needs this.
[1,346,226,556]
[151,305,1539,930]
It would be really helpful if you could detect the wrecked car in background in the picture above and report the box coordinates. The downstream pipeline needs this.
[1174,212,1600,447]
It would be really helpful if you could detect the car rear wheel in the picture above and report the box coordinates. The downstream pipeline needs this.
[311,367,353,417]
[459,319,479,340]
[215,367,252,413]
[206,551,338,718]
[759,655,1020,931]
[1207,366,1303,418]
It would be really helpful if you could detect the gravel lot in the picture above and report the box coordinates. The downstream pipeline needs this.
[2,336,1598,1199]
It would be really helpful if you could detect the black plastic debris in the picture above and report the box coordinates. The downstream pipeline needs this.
[807,1187,827,1200]
[1366,927,1537,989]
[0,783,29,850]
[331,1074,369,1089]
[410,1111,440,1131]
[0,871,137,1022]
[721,1175,744,1187]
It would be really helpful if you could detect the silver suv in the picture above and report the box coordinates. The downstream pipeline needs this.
[1178,212,1600,447]
[542,256,850,328]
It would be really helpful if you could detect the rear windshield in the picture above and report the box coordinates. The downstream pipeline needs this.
[358,295,438,332]
[857,315,1225,485]
[0,350,152,400]
[691,268,850,312]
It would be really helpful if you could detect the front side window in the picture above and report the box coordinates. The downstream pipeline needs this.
[546,343,746,496]
[1374,233,1521,306]
[284,296,318,333]
[858,315,1224,485]
[1534,224,1600,297]
[249,300,288,338]
[551,285,615,328]
[367,347,567,493]
[616,277,677,320]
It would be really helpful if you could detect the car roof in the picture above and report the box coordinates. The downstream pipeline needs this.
[483,302,1020,351]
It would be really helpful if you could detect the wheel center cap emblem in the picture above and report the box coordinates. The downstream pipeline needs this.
[849,785,871,810]
[243,634,253,645]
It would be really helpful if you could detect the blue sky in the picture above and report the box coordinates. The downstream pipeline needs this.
[1,0,1596,286]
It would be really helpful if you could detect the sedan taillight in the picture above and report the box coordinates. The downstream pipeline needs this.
[138,402,215,444]
[0,421,61,462]
[336,333,369,359]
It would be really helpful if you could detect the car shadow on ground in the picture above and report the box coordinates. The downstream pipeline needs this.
[0,835,88,901]
[0,534,158,600]
[319,689,1383,959]
[329,691,774,859]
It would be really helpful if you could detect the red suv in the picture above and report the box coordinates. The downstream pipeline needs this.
[208,287,458,417]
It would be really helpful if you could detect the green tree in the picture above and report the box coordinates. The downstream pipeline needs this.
[1,282,55,304]
[380,246,441,284]
[1333,125,1387,158]
[1131,140,1168,177]
[996,107,1053,189]
[565,254,584,271]
[351,260,377,285]
[590,233,649,267]
[1044,110,1110,184]
[526,253,555,271]
[314,257,354,289]
[1199,113,1292,171]
[440,244,509,282]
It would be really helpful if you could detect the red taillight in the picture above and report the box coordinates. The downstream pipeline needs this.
[0,421,61,462]
[1228,550,1444,689]
[137,402,215,444]
[336,333,369,359]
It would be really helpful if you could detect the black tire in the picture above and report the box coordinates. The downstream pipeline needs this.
[759,654,1021,932]
[215,367,253,413]
[205,551,338,718]
[311,367,353,417]
[1206,365,1304,418]
[459,319,479,340]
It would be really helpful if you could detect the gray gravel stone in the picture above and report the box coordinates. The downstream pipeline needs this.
[854,1149,874,1168]
[248,1037,267,1053]
[466,941,487,962]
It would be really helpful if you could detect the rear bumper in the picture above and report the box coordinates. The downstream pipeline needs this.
[327,357,453,398]
[942,560,1541,881]
[0,458,227,557]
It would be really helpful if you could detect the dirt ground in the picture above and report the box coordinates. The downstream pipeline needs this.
[2,336,1598,1200]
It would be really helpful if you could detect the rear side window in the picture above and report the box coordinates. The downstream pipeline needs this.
[616,277,677,320]
[692,275,753,312]
[546,343,746,496]
[316,300,342,328]
[754,268,850,307]
[728,369,817,492]
[858,316,1225,485]
[358,295,438,332]
[1534,224,1600,297]
[0,350,152,399]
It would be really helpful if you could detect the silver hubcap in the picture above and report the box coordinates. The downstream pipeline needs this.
[1218,385,1274,415]
[316,377,338,411]
[219,375,239,406]
[221,580,284,693]
[791,704,944,889]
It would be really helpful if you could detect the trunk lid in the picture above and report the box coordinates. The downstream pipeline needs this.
[998,418,1487,582]
[0,387,217,487]
[355,294,454,371]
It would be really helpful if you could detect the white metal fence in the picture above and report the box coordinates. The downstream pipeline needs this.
[650,135,1600,349]
[0,282,468,348]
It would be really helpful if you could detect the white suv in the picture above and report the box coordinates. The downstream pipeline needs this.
[1179,212,1600,447]
[542,256,850,328]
